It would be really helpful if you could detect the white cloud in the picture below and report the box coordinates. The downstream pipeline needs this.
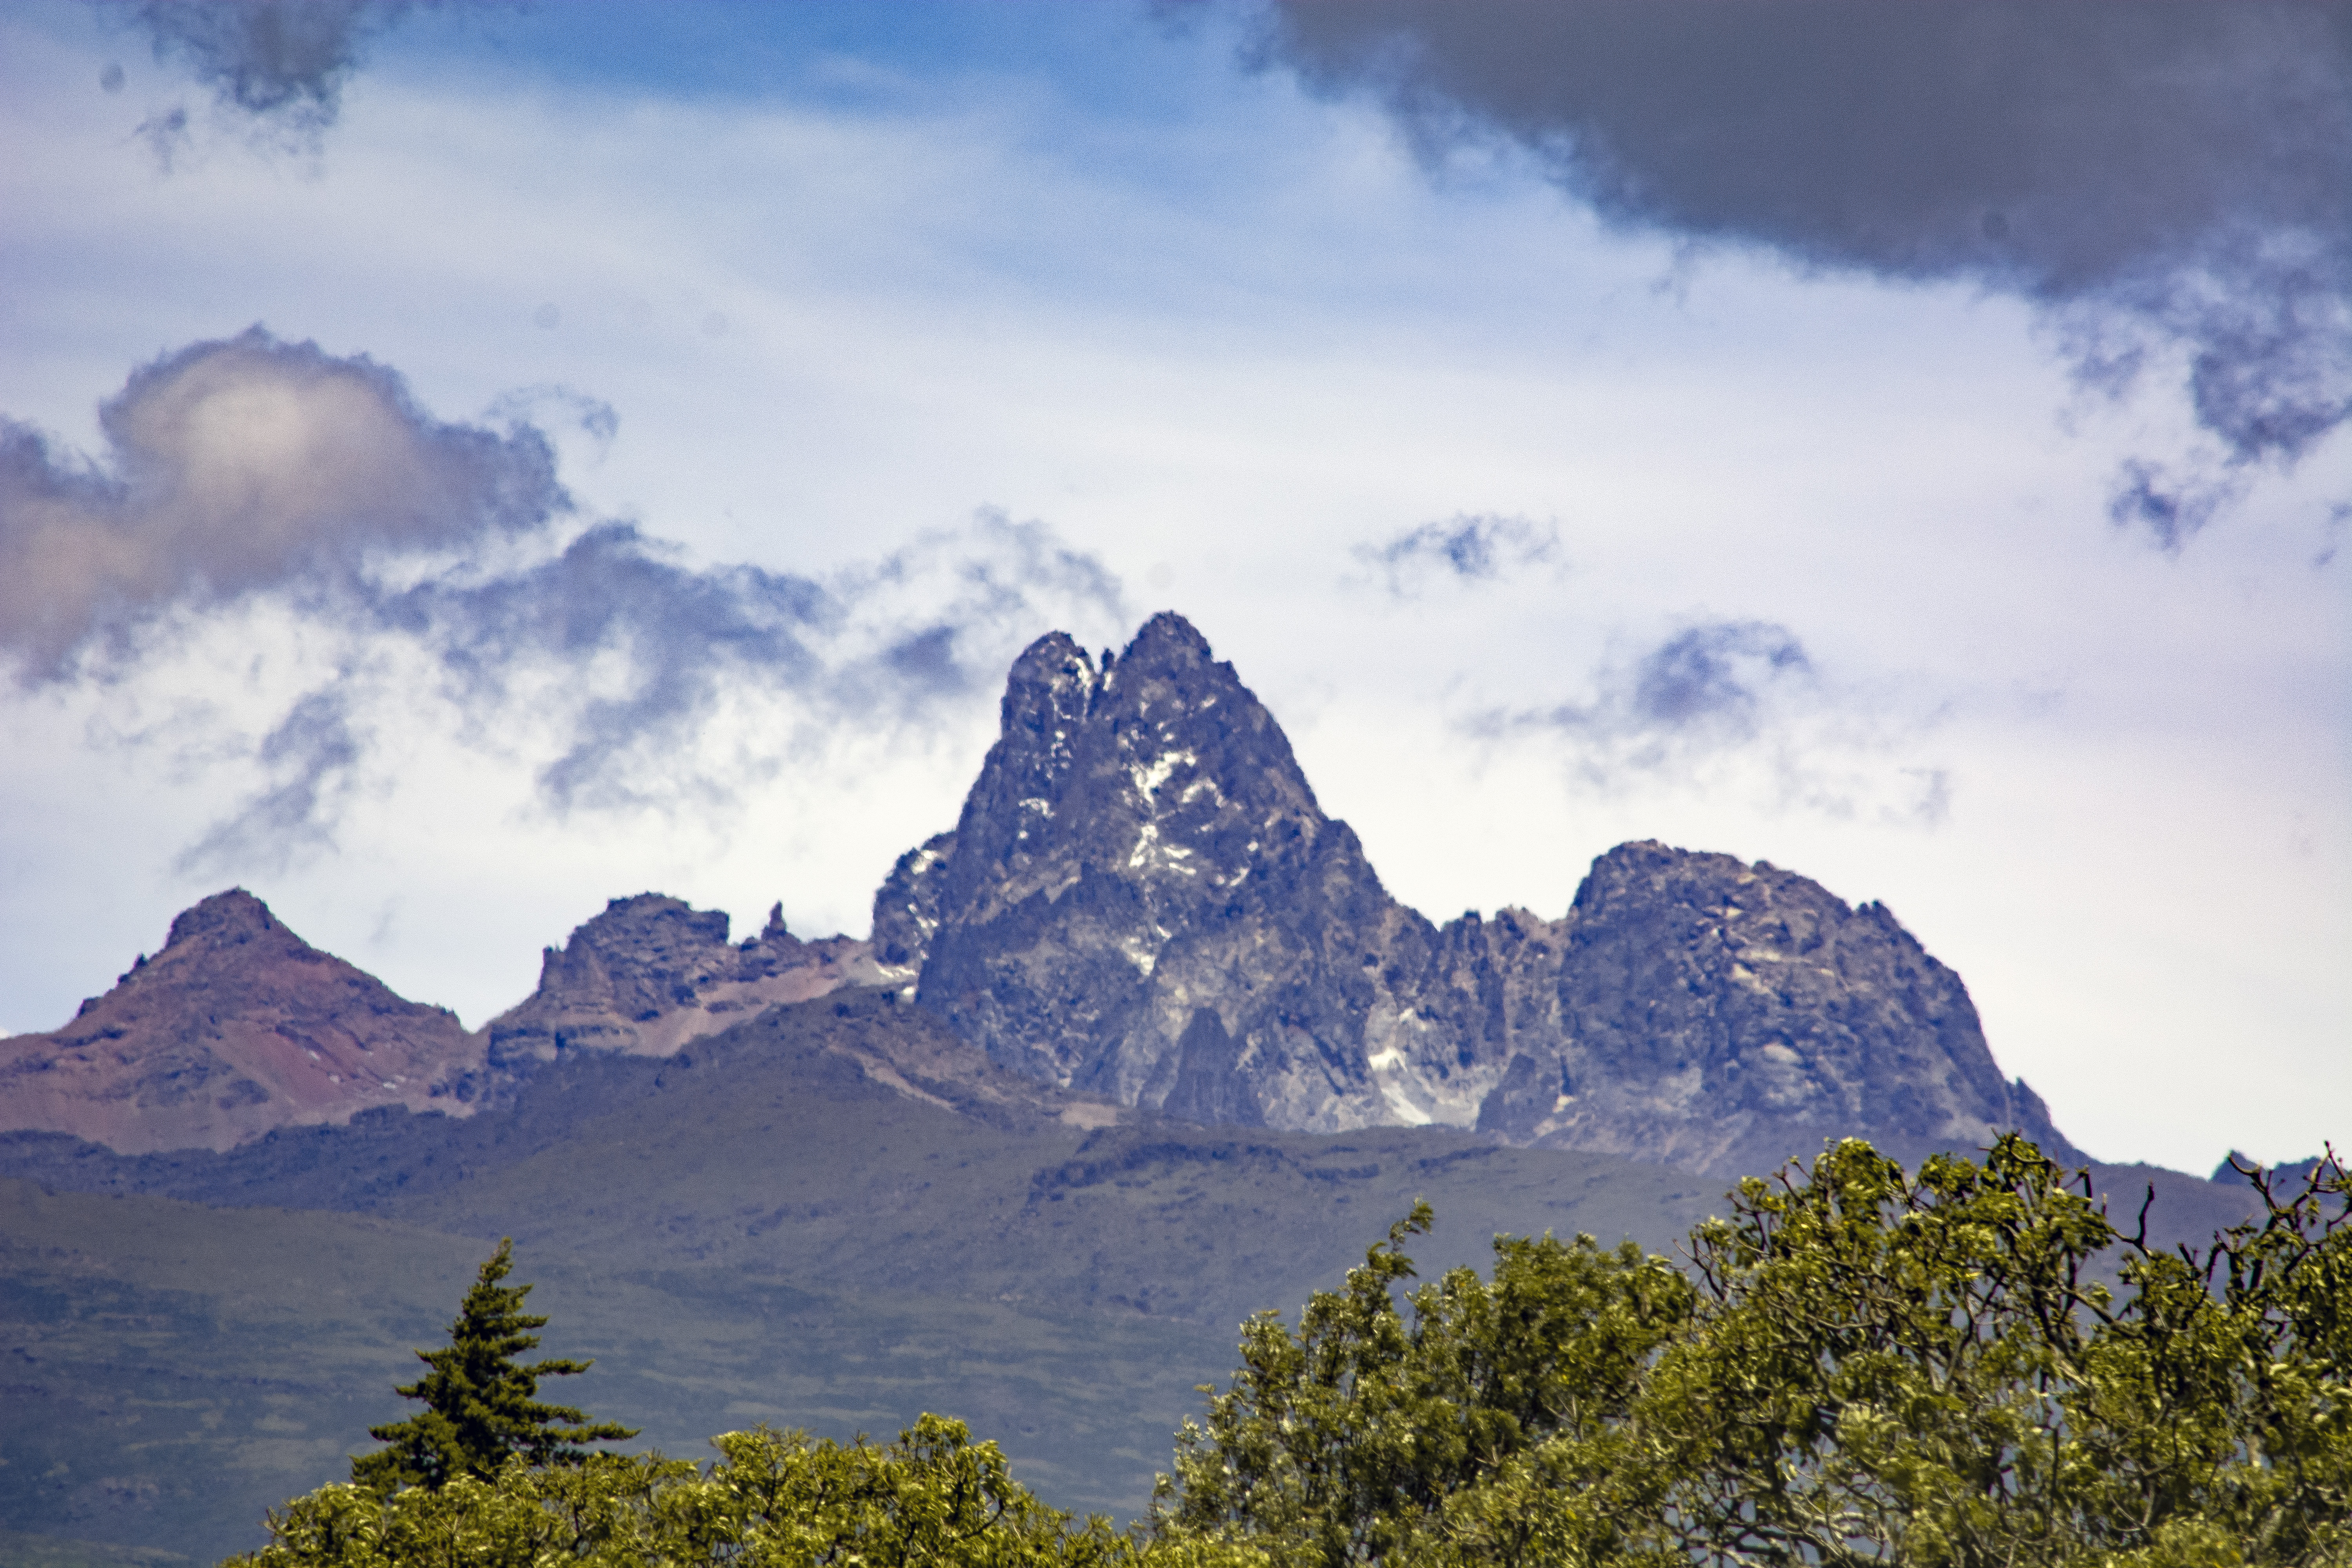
[0,5,2343,1174]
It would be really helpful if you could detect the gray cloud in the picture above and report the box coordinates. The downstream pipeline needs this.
[1356,514,1556,595]
[120,0,416,146]
[1475,618,1946,824]
[377,522,833,809]
[176,685,365,876]
[2106,461,2247,555]
[13,336,1128,860]
[1543,620,1815,750]
[1258,1,2352,541]
[0,326,564,679]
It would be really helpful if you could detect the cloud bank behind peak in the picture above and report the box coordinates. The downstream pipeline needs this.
[1257,0,2352,534]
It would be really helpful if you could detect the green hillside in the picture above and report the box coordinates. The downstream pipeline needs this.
[0,995,1726,1562]
[0,992,2265,1564]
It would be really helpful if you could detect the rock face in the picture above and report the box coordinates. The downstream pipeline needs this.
[885,614,1426,1127]
[484,894,887,1065]
[882,612,2082,1174]
[1468,843,2076,1176]
[0,890,485,1154]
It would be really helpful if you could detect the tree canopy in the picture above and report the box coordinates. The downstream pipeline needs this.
[240,1417,1261,1568]
[1153,1136,2352,1568]
[349,1238,637,1493]
[238,1138,2350,1567]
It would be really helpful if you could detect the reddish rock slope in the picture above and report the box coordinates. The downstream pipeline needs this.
[0,890,486,1153]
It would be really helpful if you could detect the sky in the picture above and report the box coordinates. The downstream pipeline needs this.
[0,0,2345,1179]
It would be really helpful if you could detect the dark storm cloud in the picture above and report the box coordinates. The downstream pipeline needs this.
[121,0,417,143]
[1356,514,1556,595]
[1259,0,2352,540]
[0,327,564,679]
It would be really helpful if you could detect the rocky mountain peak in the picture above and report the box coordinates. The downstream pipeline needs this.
[879,612,2085,1174]
[162,887,279,950]
[906,613,1336,952]
[0,890,483,1154]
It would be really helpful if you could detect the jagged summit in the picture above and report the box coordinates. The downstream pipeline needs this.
[882,613,2084,1174]
[484,892,885,1063]
[2,613,2085,1174]
[0,889,483,1153]
[874,612,1406,1112]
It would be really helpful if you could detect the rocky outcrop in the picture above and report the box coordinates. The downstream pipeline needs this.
[0,890,485,1153]
[898,614,1430,1125]
[483,893,888,1065]
[1470,843,2078,1174]
[884,612,2085,1174]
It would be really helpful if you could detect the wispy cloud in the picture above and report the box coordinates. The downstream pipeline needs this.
[1260,0,2352,544]
[114,0,422,154]
[1354,514,1557,597]
[1474,618,1949,826]
[175,683,366,877]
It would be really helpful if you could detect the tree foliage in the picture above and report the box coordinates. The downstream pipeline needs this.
[239,1138,2349,1568]
[239,1417,1262,1568]
[1153,1136,2352,1568]
[349,1238,637,1493]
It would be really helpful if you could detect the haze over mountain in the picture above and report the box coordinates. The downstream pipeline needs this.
[4,612,2076,1178]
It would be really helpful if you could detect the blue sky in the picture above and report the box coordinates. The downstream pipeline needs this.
[0,0,2345,1176]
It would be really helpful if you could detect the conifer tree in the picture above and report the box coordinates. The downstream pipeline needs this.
[350,1238,636,1492]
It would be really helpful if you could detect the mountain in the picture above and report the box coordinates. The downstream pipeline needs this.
[0,612,2086,1176]
[0,891,483,1154]
[879,612,2080,1175]
[0,984,2257,1562]
[0,990,1736,1560]
[480,893,886,1065]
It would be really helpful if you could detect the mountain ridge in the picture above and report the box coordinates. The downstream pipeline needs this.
[4,611,2080,1177]
[882,612,2082,1175]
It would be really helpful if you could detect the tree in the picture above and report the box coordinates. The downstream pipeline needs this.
[240,1416,1269,1568]
[1152,1202,1695,1568]
[1156,1139,2352,1568]
[349,1238,637,1492]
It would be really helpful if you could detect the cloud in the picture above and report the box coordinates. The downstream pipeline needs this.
[1543,619,1814,750]
[2106,461,2248,555]
[118,0,418,147]
[9,335,1129,861]
[1477,618,1947,824]
[376,522,832,810]
[1256,0,2352,537]
[176,684,365,876]
[0,326,564,679]
[1354,514,1556,596]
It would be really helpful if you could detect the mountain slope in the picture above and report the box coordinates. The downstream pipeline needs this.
[0,891,483,1154]
[0,991,1730,1561]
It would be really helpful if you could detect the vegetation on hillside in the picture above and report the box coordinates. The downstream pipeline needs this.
[349,1239,636,1492]
[229,1138,2348,1566]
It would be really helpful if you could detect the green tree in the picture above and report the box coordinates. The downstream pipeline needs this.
[1157,1139,2352,1568]
[238,1416,1268,1568]
[1152,1201,1695,1568]
[349,1238,637,1492]
[1629,1136,2352,1567]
